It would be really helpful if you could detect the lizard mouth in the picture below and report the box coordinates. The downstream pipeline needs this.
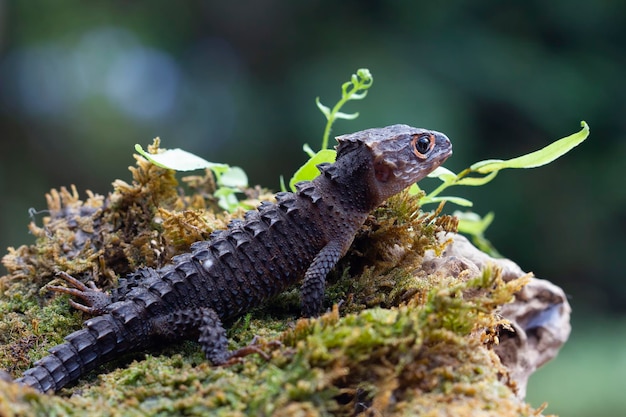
[432,132,453,164]
[426,133,453,173]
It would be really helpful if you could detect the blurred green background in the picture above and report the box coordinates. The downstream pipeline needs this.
[0,1,624,415]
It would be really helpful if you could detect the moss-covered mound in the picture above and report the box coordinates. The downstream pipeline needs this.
[0,144,549,416]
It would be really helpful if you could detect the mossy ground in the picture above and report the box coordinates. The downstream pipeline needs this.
[0,142,550,416]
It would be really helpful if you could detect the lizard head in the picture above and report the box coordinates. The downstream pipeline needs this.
[335,124,452,206]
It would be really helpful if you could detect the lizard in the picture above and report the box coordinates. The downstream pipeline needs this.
[8,124,452,393]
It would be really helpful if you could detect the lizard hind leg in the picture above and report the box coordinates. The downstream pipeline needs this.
[47,271,112,315]
[196,308,270,365]
[153,308,270,365]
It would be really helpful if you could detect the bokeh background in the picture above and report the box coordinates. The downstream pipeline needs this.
[0,2,624,415]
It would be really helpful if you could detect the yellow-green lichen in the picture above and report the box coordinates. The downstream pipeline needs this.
[0,141,550,416]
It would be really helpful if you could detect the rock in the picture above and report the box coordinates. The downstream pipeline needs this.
[422,233,572,398]
[495,277,571,398]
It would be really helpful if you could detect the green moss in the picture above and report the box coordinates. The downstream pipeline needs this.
[0,142,549,416]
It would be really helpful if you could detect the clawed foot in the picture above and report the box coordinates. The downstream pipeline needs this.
[47,271,111,315]
[220,337,283,366]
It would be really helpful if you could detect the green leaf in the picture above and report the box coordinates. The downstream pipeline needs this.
[341,81,352,95]
[408,183,421,195]
[349,91,369,100]
[315,97,331,119]
[471,121,590,173]
[455,171,498,186]
[302,144,316,158]
[420,196,474,207]
[218,166,248,188]
[289,149,336,191]
[135,144,226,172]
[427,166,458,182]
[214,188,239,212]
[356,68,373,82]
[455,211,495,236]
[334,111,360,120]
[470,234,501,258]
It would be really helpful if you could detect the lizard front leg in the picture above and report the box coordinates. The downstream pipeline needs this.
[301,241,345,317]
[47,271,112,315]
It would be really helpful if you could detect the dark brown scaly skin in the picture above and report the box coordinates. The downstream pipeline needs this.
[13,124,452,393]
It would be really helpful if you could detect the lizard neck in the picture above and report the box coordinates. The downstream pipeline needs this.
[313,145,381,214]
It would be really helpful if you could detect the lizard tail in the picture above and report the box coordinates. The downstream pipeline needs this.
[15,310,145,393]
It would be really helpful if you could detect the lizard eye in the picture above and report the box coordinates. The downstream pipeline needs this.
[411,134,434,159]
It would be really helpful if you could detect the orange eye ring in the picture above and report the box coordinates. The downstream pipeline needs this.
[411,134,435,159]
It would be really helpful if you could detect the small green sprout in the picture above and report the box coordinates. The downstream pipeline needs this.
[316,68,374,151]
[286,68,373,191]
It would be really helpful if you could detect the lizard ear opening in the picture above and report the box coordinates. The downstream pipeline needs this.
[374,161,393,182]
